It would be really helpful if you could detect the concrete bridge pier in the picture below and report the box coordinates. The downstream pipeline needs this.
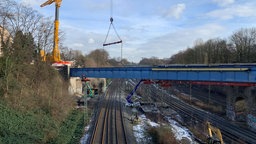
[225,86,236,121]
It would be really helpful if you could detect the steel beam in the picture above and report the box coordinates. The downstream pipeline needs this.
[70,64,256,84]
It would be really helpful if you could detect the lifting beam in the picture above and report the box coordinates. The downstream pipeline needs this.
[103,40,122,46]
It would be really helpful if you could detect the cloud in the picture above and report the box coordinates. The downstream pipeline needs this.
[60,8,227,63]
[21,0,45,6]
[207,3,256,19]
[88,38,95,44]
[83,1,109,12]
[129,24,226,62]
[61,24,106,54]
[212,0,235,7]
[71,43,84,48]
[164,3,186,19]
[20,0,254,63]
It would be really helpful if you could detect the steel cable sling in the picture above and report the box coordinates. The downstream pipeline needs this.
[103,17,123,47]
[102,0,123,61]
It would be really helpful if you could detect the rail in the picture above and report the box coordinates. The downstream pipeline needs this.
[147,84,256,144]
[89,80,127,144]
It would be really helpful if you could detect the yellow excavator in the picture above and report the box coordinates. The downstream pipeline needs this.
[40,0,71,66]
[206,121,224,144]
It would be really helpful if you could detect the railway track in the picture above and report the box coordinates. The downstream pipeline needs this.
[147,85,256,144]
[89,81,127,144]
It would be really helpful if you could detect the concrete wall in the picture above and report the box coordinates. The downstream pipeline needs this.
[69,77,107,97]
[225,86,256,124]
[69,77,82,96]
[89,78,106,93]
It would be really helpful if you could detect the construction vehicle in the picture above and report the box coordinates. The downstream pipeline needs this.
[81,76,96,97]
[126,80,157,105]
[40,0,71,67]
[206,121,224,144]
[85,82,94,97]
[130,112,141,124]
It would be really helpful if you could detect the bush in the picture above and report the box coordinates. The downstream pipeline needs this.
[0,11,82,143]
[148,126,178,144]
[0,58,78,143]
[0,61,75,122]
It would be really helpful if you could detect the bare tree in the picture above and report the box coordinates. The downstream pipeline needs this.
[139,57,165,65]
[60,47,83,61]
[230,28,256,62]
[169,38,233,64]
[87,49,110,66]
[204,38,231,64]
[35,17,54,53]
[0,0,54,55]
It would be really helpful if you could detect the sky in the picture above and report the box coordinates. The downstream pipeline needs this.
[19,0,256,62]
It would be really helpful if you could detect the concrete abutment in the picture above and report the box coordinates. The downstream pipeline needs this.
[225,86,256,130]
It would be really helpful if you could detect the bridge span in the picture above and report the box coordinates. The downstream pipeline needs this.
[69,64,256,136]
[70,64,256,85]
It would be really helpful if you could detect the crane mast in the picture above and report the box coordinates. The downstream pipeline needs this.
[40,0,62,62]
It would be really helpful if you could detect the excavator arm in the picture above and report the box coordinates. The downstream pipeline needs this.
[126,80,142,104]
[207,122,224,144]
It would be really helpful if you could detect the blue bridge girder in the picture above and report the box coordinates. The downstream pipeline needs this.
[69,64,256,84]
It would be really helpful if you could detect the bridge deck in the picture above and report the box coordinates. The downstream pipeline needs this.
[70,64,256,84]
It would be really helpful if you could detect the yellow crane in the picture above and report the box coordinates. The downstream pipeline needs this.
[40,0,62,63]
[206,122,224,144]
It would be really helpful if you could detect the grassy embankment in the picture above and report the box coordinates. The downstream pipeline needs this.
[0,62,88,143]
[0,104,87,143]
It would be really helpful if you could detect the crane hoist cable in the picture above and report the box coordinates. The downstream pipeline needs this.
[102,0,123,61]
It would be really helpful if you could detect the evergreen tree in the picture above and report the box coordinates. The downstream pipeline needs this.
[11,31,36,64]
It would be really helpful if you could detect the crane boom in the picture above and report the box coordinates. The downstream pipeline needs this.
[40,0,62,62]
[40,0,55,7]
